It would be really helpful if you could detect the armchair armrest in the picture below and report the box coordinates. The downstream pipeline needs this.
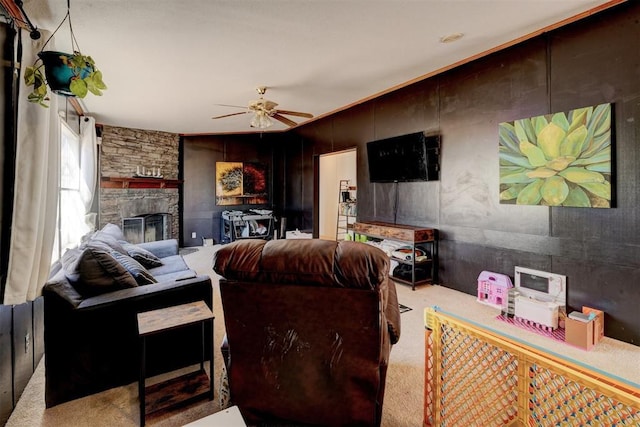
[136,239,179,258]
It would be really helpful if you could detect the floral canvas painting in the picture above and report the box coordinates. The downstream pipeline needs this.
[499,103,612,208]
[216,162,268,205]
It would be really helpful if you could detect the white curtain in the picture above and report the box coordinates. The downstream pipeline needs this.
[80,116,98,230]
[3,30,60,305]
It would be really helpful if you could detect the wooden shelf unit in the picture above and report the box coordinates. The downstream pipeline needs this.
[353,221,438,290]
[336,180,357,241]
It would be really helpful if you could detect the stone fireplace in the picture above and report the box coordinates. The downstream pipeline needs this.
[98,125,180,241]
[100,188,179,241]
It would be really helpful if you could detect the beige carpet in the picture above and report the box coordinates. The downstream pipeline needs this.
[7,244,639,427]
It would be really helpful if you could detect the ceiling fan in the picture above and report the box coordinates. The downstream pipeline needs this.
[211,86,313,129]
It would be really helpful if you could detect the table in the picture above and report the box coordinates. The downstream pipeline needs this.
[137,301,214,426]
[182,405,246,426]
[353,221,438,290]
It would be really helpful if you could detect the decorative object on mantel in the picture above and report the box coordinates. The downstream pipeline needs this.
[23,0,107,107]
[134,166,163,179]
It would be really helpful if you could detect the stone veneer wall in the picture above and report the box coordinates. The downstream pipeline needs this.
[98,125,180,240]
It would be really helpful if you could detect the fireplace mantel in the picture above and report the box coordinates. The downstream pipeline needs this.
[101,177,182,189]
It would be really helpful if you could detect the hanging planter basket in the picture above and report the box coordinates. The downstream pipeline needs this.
[22,0,107,107]
[38,51,93,97]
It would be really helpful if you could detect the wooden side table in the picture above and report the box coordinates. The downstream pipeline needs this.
[137,301,214,426]
[183,405,246,426]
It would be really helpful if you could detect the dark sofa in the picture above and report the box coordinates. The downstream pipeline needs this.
[42,224,213,407]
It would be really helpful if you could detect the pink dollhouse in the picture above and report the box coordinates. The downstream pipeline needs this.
[477,271,513,310]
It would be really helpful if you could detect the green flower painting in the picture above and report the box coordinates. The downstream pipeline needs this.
[499,103,612,208]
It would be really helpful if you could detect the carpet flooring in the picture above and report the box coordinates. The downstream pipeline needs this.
[7,244,639,427]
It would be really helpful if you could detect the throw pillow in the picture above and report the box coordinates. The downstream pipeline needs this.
[111,250,157,286]
[71,247,138,297]
[100,223,127,241]
[120,242,164,268]
[89,231,129,255]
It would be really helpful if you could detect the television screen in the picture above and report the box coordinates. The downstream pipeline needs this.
[366,132,439,182]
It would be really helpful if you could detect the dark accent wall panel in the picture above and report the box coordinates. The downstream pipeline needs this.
[439,240,550,296]
[33,297,44,366]
[11,302,33,406]
[438,38,550,236]
[372,80,441,226]
[549,3,640,244]
[182,136,224,246]
[181,2,639,344]
[182,134,275,246]
[553,257,640,345]
[0,305,12,425]
[283,2,638,344]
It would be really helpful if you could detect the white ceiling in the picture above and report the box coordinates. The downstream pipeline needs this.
[20,0,618,135]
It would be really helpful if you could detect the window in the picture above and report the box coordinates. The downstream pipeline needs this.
[52,120,86,261]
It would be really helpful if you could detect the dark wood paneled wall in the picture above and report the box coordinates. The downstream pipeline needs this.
[277,2,640,344]
[0,300,44,425]
[181,133,285,246]
[0,22,46,425]
[181,3,639,344]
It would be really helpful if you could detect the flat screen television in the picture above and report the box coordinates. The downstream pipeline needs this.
[366,131,440,182]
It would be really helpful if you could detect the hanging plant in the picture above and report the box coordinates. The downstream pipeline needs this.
[23,0,107,107]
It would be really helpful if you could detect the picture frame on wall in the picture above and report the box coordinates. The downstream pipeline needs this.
[498,103,612,208]
[215,161,268,206]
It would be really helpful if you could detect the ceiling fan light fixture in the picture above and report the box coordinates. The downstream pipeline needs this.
[440,32,464,43]
[250,111,272,129]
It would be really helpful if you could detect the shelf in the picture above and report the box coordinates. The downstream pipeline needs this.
[144,369,211,415]
[390,276,433,287]
[353,221,435,243]
[354,221,438,291]
[220,212,274,243]
[101,176,181,189]
[337,180,357,240]
[391,257,432,266]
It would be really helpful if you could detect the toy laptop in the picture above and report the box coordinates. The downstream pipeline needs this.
[506,266,567,330]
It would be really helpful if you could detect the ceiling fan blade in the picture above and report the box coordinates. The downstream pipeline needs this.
[272,113,298,127]
[276,109,313,118]
[211,111,249,119]
[213,103,248,109]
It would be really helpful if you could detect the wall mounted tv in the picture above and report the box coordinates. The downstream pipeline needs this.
[366,131,440,183]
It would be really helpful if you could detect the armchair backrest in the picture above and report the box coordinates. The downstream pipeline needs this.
[213,239,401,426]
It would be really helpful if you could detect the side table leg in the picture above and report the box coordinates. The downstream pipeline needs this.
[139,336,146,426]
[209,318,214,400]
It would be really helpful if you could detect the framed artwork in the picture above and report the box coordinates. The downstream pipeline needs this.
[216,161,268,205]
[498,103,612,208]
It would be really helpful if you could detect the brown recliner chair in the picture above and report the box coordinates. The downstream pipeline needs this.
[213,238,401,426]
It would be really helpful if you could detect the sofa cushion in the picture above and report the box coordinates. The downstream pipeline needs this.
[153,270,198,283]
[120,242,164,268]
[111,251,157,286]
[68,247,138,297]
[147,254,190,276]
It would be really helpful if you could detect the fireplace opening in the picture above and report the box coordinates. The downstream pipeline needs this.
[122,213,171,244]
